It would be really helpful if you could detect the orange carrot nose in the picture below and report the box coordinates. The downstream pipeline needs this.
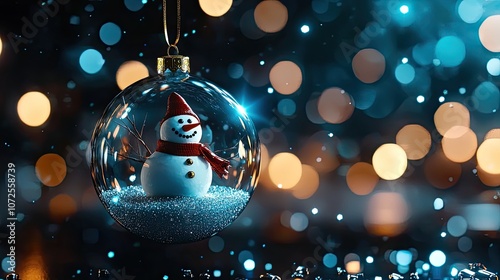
[182,123,200,132]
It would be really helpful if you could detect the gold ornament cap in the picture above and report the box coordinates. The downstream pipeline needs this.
[157,54,190,74]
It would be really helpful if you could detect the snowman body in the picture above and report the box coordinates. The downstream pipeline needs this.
[141,105,213,197]
[141,152,212,197]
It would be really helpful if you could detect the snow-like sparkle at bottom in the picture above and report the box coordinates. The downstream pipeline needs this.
[101,185,251,243]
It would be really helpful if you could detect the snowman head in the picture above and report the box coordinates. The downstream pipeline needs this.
[159,93,203,143]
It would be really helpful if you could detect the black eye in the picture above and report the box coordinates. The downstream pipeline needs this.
[187,119,192,124]
[178,119,184,124]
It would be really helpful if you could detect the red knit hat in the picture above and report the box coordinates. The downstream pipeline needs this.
[161,92,200,124]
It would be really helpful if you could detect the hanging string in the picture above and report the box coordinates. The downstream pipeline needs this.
[163,0,181,55]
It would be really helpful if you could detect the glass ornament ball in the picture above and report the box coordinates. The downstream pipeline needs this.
[90,61,260,243]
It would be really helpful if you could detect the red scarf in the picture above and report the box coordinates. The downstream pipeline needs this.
[156,140,231,179]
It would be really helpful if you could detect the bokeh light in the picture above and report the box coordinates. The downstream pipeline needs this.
[291,164,320,200]
[479,189,500,201]
[477,165,500,187]
[67,80,76,89]
[238,250,253,263]
[290,212,309,232]
[254,0,288,33]
[446,215,467,237]
[396,250,412,266]
[345,253,361,274]
[434,102,470,136]
[199,0,232,17]
[364,192,409,237]
[346,261,361,274]
[487,58,500,76]
[372,143,408,180]
[400,5,409,14]
[337,139,360,159]
[351,89,376,110]
[458,236,473,252]
[99,22,122,46]
[208,236,225,253]
[398,265,410,274]
[240,9,265,40]
[477,138,500,174]
[346,162,379,195]
[124,0,144,12]
[85,4,94,12]
[268,152,302,189]
[441,126,477,163]
[228,63,244,79]
[79,49,105,74]
[298,131,340,173]
[49,194,77,222]
[395,63,415,84]
[243,259,255,271]
[433,198,444,210]
[396,124,431,160]
[485,128,500,140]
[16,250,48,280]
[116,60,149,90]
[277,98,296,116]
[435,36,466,67]
[464,204,500,231]
[17,91,51,127]
[429,250,446,267]
[352,48,386,83]
[306,97,326,124]
[0,37,3,56]
[422,263,430,271]
[472,81,499,113]
[311,0,342,22]
[318,87,354,124]
[18,166,42,202]
[424,149,462,189]
[2,257,11,273]
[280,211,292,228]
[265,263,272,271]
[412,41,435,66]
[35,153,67,187]
[323,253,337,268]
[457,0,483,24]
[269,61,302,95]
[479,15,500,52]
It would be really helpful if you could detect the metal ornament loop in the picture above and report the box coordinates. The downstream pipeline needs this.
[167,45,179,56]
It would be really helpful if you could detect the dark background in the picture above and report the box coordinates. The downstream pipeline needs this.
[0,0,499,279]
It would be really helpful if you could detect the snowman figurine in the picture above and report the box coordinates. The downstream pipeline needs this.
[140,92,231,197]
